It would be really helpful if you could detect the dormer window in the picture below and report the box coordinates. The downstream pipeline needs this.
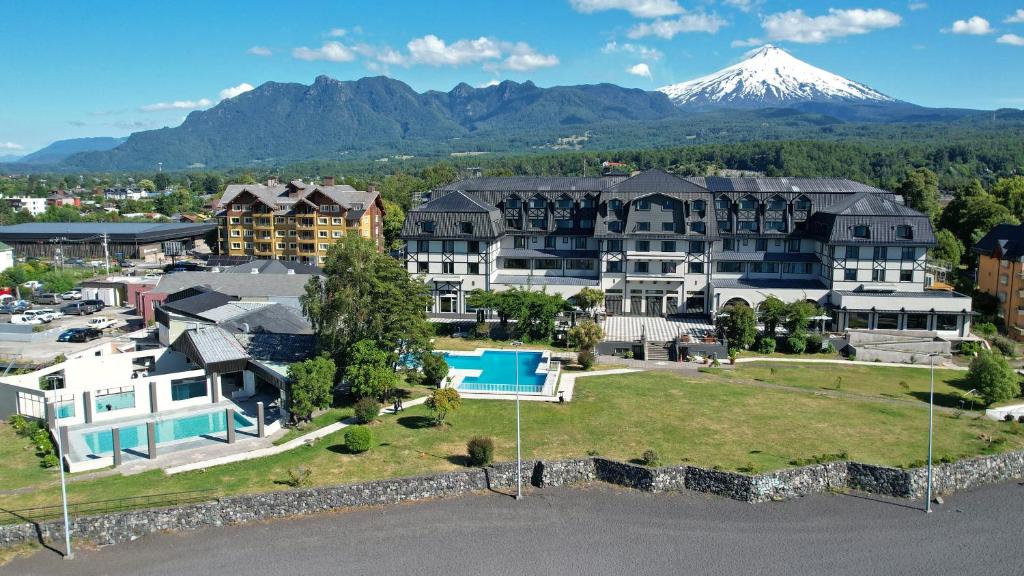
[853,225,871,239]
[420,221,435,234]
[609,199,623,210]
[895,225,913,239]
[662,199,674,211]
[556,197,573,209]
[795,196,812,210]
[529,197,546,209]
[768,196,786,210]
[506,197,521,209]
[459,221,474,235]
[715,196,731,210]
[739,196,758,210]
[581,196,596,209]
[635,198,651,211]
[691,199,706,213]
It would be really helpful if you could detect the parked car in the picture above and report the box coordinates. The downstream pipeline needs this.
[60,290,82,300]
[60,302,97,316]
[11,310,49,324]
[82,299,105,311]
[65,257,85,267]
[86,317,117,331]
[32,293,62,305]
[0,303,29,315]
[142,273,162,280]
[34,308,62,321]
[22,280,43,291]
[57,327,102,343]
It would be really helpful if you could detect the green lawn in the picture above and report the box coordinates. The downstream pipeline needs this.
[2,370,1022,515]
[432,337,558,352]
[725,362,987,409]
[0,423,58,492]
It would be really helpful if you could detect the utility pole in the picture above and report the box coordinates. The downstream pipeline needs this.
[101,233,110,275]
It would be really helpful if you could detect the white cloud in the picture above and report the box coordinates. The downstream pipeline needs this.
[0,142,24,151]
[407,35,502,66]
[908,2,927,11]
[628,12,728,38]
[601,41,663,60]
[762,8,902,44]
[627,62,652,79]
[218,83,255,100]
[292,41,356,62]
[568,0,682,18]
[479,79,501,88]
[947,16,994,35]
[327,28,347,37]
[247,46,272,56]
[490,42,560,71]
[722,0,763,13]
[730,37,763,48]
[997,33,1024,46]
[1005,9,1024,24]
[140,98,214,112]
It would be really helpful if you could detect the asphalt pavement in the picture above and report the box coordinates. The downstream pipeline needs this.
[5,481,1023,576]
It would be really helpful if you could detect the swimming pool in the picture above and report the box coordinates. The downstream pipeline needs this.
[443,350,548,393]
[80,410,253,455]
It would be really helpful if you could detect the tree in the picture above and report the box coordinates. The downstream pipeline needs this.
[420,353,449,387]
[896,167,939,221]
[967,351,1021,405]
[201,174,223,194]
[758,295,787,338]
[153,172,171,191]
[381,199,405,250]
[301,236,433,371]
[425,387,461,426]
[344,339,399,400]
[567,319,603,353]
[930,229,964,269]
[572,287,604,316]
[939,180,1018,248]
[287,356,337,423]
[784,301,819,335]
[137,179,156,192]
[716,304,757,353]
[516,290,569,341]
[992,176,1024,221]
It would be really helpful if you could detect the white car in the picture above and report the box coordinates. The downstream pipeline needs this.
[142,273,162,280]
[22,280,43,291]
[60,290,81,300]
[11,310,49,324]
[34,308,62,321]
[86,317,117,331]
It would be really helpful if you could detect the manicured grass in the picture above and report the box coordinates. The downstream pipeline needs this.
[0,422,57,492]
[727,362,985,409]
[736,350,840,360]
[432,337,558,352]
[2,370,1022,515]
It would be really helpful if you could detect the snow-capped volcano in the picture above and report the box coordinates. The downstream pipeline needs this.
[659,45,897,108]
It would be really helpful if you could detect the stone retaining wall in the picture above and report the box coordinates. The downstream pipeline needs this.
[3,451,1022,549]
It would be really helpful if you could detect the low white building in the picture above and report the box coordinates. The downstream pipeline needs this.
[0,241,13,272]
[5,196,47,216]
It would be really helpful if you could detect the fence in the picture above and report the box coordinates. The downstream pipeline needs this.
[0,489,218,525]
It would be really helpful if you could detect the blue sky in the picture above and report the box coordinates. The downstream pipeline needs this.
[2,0,1023,153]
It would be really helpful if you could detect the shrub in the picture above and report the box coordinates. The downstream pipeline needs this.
[806,333,823,352]
[284,466,312,487]
[353,397,381,424]
[640,449,661,467]
[959,341,983,356]
[466,436,495,466]
[711,358,721,367]
[973,322,998,338]
[823,341,836,354]
[1005,414,1016,423]
[344,425,374,453]
[472,322,490,339]
[716,304,757,352]
[41,453,59,469]
[8,414,29,435]
[966,351,1021,404]
[786,334,807,354]
[756,335,776,354]
[577,349,595,370]
[1019,415,1024,424]
[420,353,449,388]
[425,387,462,426]
[991,336,1017,358]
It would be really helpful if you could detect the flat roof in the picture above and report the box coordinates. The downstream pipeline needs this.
[0,222,216,242]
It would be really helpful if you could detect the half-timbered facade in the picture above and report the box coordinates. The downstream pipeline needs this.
[401,170,973,337]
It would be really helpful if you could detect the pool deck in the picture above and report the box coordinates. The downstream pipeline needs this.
[441,348,557,398]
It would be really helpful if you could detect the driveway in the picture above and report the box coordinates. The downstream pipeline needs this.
[6,482,1023,576]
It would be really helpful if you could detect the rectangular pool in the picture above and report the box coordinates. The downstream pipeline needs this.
[443,350,547,393]
[81,410,253,455]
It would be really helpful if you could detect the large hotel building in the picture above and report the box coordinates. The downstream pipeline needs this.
[400,169,973,337]
[217,177,384,264]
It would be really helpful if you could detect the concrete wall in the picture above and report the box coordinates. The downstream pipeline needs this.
[848,330,952,364]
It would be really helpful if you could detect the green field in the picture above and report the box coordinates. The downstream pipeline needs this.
[2,369,1022,516]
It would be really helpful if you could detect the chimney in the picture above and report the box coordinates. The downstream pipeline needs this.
[267,177,278,186]
[322,176,335,187]
[367,183,378,193]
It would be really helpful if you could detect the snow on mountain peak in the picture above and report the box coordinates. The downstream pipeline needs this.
[658,45,896,107]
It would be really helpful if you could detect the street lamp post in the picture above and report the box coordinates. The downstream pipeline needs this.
[54,423,73,559]
[512,340,523,500]
[925,352,939,513]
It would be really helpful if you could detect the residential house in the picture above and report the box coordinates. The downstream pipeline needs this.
[974,223,1024,340]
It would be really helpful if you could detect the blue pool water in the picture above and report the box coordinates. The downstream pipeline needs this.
[94,391,135,412]
[56,402,75,419]
[443,350,547,393]
[81,411,253,455]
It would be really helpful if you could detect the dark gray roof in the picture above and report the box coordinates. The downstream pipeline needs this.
[974,224,1024,260]
[0,221,216,242]
[436,176,616,192]
[710,278,828,290]
[710,251,820,263]
[402,191,504,240]
[220,304,313,335]
[492,275,599,286]
[609,169,708,194]
[161,290,237,318]
[806,193,936,246]
[172,326,250,373]
[222,259,321,275]
[688,177,887,194]
[413,190,497,213]
[154,272,313,297]
[235,333,316,364]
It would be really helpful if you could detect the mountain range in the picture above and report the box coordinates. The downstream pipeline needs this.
[13,46,1015,171]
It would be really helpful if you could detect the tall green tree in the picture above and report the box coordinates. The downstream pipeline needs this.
[287,356,337,423]
[967,352,1020,405]
[784,301,820,335]
[301,236,433,370]
[572,287,604,316]
[758,295,787,338]
[930,229,965,269]
[716,304,757,353]
[896,167,940,221]
[567,319,603,352]
[992,176,1024,221]
[153,172,171,191]
[381,199,405,250]
[344,339,400,400]
[939,180,1019,248]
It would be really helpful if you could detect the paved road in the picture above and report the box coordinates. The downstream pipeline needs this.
[6,482,1024,576]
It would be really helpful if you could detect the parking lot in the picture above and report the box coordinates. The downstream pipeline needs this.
[0,307,144,364]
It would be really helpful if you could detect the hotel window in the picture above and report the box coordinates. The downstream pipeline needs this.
[739,197,757,210]
[460,221,474,234]
[468,263,480,274]
[276,243,285,249]
[556,218,573,229]
[872,269,886,282]
[716,262,743,273]
[935,314,958,331]
[635,262,649,273]
[895,225,913,239]
[766,220,785,232]
[332,218,342,225]
[319,243,329,251]
[608,221,624,233]
[768,197,786,210]
[544,236,557,249]
[606,239,622,251]
[580,219,594,229]
[529,218,547,229]
[717,220,732,233]
[900,270,913,282]
[877,313,899,330]
[609,199,622,210]
[873,246,887,259]
[276,230,285,237]
[230,217,240,224]
[715,196,731,210]
[691,200,706,214]
[722,239,735,251]
[636,222,651,231]
[607,261,622,273]
[755,239,768,251]
[635,198,651,211]
[442,262,454,274]
[505,258,530,270]
[318,217,328,225]
[275,217,285,224]
[737,220,758,232]
[636,240,650,252]
[690,221,706,234]
[333,231,342,238]
[230,230,240,237]
[244,242,253,249]
[289,243,297,249]
[231,242,241,250]
[844,269,857,281]
[846,246,860,259]
[661,222,674,232]
[848,312,870,329]
[442,240,455,252]
[787,240,801,253]
[661,241,676,252]
[688,241,704,253]
[572,237,586,249]
[662,199,674,211]
[243,230,253,237]
[417,262,429,273]
[505,197,521,209]
[688,262,704,274]
[243,217,252,224]
[417,240,430,252]
[750,262,779,274]
[581,197,596,209]
[853,225,871,239]
[901,247,916,260]
[566,259,594,271]
[1000,274,1009,285]
[319,231,328,237]
[661,262,676,274]
[795,197,811,210]
[906,314,929,330]
[420,221,435,234]
[529,197,546,209]
[784,263,813,274]
[556,197,573,209]
[468,241,480,252]
[232,204,244,211]
[535,259,562,270]
[514,236,528,249]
